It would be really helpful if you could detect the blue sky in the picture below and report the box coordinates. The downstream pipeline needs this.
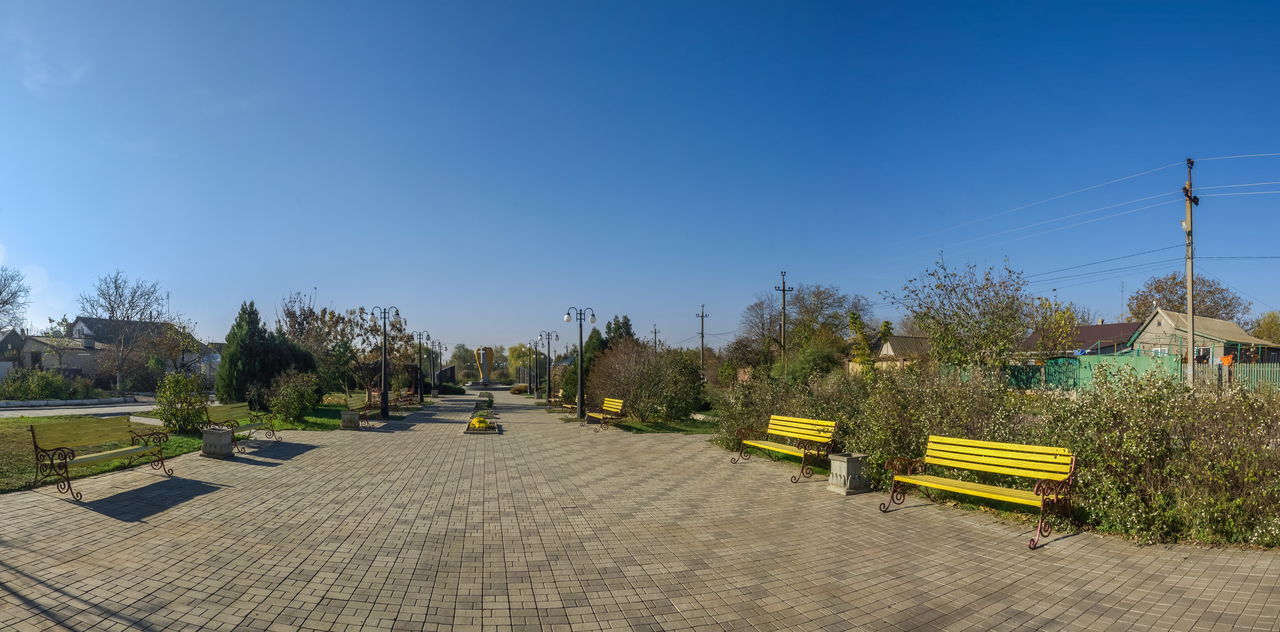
[2,1,1278,349]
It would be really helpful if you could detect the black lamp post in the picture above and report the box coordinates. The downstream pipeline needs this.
[413,330,430,404]
[430,340,444,393]
[563,307,596,419]
[537,330,558,399]
[371,306,400,419]
[528,338,538,396]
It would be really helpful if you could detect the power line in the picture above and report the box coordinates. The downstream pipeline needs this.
[1199,152,1280,161]
[985,199,1181,248]
[936,190,1181,250]
[1198,266,1278,312]
[1199,256,1280,260]
[1028,259,1183,286]
[1197,181,1280,190]
[1199,190,1280,198]
[906,161,1183,243]
[1026,245,1182,278]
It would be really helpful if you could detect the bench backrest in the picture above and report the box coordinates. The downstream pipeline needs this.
[765,415,836,443]
[924,435,1073,481]
[602,398,624,413]
[31,417,134,450]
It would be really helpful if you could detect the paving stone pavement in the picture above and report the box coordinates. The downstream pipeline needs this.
[1,391,1277,631]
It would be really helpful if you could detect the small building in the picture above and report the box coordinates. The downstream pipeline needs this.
[850,335,931,373]
[19,335,114,374]
[1129,308,1280,364]
[1022,321,1142,356]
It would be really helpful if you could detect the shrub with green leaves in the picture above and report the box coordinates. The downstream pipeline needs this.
[0,369,102,401]
[586,339,705,423]
[510,384,528,395]
[155,372,208,434]
[268,370,321,425]
[712,363,1280,546]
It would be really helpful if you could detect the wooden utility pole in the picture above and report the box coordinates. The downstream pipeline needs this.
[1183,158,1199,386]
[651,324,660,353]
[775,271,793,373]
[695,305,709,382]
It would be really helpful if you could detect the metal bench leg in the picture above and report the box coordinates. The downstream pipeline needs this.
[878,477,906,512]
[791,451,814,483]
[729,444,753,464]
[34,448,80,501]
[151,449,174,477]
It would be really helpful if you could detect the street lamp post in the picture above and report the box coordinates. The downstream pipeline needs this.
[563,307,596,419]
[537,330,558,399]
[371,306,400,419]
[413,330,430,404]
[529,338,538,397]
[430,340,444,393]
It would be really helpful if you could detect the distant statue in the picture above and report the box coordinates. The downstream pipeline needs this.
[474,347,494,386]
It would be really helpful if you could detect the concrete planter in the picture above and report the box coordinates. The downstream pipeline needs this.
[340,411,360,430]
[201,427,234,459]
[828,453,871,495]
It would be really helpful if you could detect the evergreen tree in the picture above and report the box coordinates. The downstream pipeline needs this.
[216,301,267,404]
[604,315,635,345]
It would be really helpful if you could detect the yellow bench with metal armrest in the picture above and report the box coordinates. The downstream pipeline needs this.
[879,435,1075,550]
[731,415,836,483]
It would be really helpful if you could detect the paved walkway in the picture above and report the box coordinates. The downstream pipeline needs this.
[1,391,1277,631]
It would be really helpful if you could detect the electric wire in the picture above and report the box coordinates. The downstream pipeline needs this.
[1199,152,1280,161]
[905,161,1184,243]
[936,190,1182,250]
[1027,259,1183,286]
[1026,245,1182,278]
[984,199,1181,248]
[1199,190,1280,198]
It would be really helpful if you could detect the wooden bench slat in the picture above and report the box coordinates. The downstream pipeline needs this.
[770,415,835,427]
[927,447,1073,473]
[924,455,1071,481]
[929,435,1071,456]
[895,474,1043,506]
[765,428,832,443]
[742,439,804,457]
[68,445,159,466]
[926,441,1075,466]
[767,423,834,439]
[32,418,134,448]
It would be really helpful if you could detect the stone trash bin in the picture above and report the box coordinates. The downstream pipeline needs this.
[340,410,360,430]
[827,453,871,495]
[201,427,234,459]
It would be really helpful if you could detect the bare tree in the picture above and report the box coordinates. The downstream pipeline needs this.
[78,270,166,392]
[0,266,30,329]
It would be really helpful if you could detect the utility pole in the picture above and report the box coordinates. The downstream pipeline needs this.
[695,305,709,382]
[1183,158,1199,387]
[651,324,660,353]
[775,271,793,374]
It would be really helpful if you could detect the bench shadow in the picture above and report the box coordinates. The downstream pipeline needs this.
[76,477,224,523]
[240,441,319,461]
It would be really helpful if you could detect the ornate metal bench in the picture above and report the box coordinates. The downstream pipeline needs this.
[731,415,836,483]
[202,410,280,453]
[585,397,624,431]
[879,435,1075,549]
[30,417,172,500]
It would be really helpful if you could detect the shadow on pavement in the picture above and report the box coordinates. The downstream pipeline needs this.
[77,477,224,523]
[242,441,319,461]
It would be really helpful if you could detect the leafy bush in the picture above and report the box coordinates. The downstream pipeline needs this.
[586,339,705,423]
[437,383,466,395]
[510,384,528,395]
[712,363,1280,546]
[155,373,208,434]
[0,369,102,401]
[268,370,321,425]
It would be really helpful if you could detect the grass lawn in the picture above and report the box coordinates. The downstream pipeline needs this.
[0,415,203,495]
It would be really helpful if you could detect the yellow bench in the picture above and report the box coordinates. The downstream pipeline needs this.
[30,417,172,501]
[879,435,1076,549]
[586,397,623,431]
[731,415,836,483]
